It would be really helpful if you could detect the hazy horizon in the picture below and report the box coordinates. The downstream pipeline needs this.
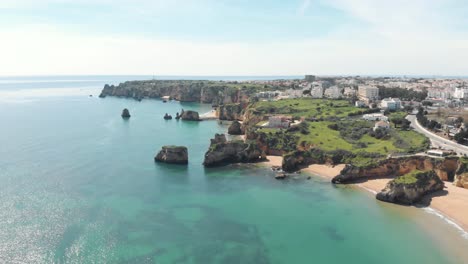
[1,0,468,76]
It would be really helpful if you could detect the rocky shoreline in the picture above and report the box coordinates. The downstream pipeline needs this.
[100,80,468,234]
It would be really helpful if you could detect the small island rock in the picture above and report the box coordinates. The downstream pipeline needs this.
[376,170,444,205]
[121,108,131,118]
[228,120,244,135]
[181,110,201,121]
[155,146,188,164]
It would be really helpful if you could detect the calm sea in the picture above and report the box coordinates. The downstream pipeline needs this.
[0,76,467,263]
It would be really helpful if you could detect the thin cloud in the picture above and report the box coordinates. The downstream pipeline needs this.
[297,0,311,16]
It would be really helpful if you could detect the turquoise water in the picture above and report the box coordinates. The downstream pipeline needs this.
[0,77,465,263]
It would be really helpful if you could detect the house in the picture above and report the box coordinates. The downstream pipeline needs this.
[380,98,402,110]
[268,116,291,129]
[374,121,390,131]
[363,113,388,121]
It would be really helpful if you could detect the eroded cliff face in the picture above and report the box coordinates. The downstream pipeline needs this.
[99,81,252,105]
[376,171,444,205]
[454,162,468,188]
[331,156,459,184]
[218,103,244,121]
[203,134,266,167]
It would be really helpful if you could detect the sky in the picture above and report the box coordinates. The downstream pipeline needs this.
[0,0,468,76]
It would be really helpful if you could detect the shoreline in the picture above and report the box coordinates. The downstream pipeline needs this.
[261,155,468,236]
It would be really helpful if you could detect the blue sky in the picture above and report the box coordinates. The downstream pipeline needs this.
[1,0,468,75]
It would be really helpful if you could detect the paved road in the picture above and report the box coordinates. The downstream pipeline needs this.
[407,115,468,156]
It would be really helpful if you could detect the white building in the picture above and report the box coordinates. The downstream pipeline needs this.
[358,86,379,101]
[363,113,388,121]
[344,87,357,98]
[324,86,342,99]
[453,87,468,100]
[380,98,402,110]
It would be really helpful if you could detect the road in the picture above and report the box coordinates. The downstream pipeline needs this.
[407,115,468,156]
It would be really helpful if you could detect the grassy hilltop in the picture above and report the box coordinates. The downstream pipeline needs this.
[247,98,429,167]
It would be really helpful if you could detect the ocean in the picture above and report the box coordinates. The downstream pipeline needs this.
[0,76,467,263]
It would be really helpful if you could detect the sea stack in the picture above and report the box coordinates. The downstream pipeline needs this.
[228,120,243,135]
[155,146,188,164]
[376,170,444,205]
[121,108,131,118]
[181,110,201,121]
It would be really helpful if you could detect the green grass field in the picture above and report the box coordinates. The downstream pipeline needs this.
[253,98,429,166]
[252,98,360,118]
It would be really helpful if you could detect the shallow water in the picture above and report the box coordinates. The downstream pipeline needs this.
[0,76,466,263]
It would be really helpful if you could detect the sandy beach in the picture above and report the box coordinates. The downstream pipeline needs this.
[355,179,468,233]
[261,155,468,233]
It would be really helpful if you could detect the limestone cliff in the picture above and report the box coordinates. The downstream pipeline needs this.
[218,103,244,121]
[203,134,266,167]
[376,170,444,205]
[454,160,468,188]
[155,146,188,164]
[99,80,253,104]
[331,156,459,184]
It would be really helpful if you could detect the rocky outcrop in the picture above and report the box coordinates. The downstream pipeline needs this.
[228,121,243,135]
[121,108,131,118]
[154,146,188,164]
[332,156,459,184]
[99,80,254,104]
[180,110,201,121]
[218,103,244,121]
[454,174,468,188]
[376,170,444,205]
[454,160,468,188]
[203,134,266,167]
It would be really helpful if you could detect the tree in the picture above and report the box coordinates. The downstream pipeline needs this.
[454,129,468,143]
[404,105,414,113]
[422,101,433,106]
[391,117,403,128]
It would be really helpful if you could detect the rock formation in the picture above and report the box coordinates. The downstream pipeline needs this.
[154,146,188,164]
[331,156,459,184]
[228,120,243,135]
[454,174,468,188]
[203,134,266,167]
[218,103,244,120]
[376,170,444,205]
[164,113,172,120]
[454,160,468,188]
[121,108,131,118]
[180,110,201,121]
[98,80,253,105]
